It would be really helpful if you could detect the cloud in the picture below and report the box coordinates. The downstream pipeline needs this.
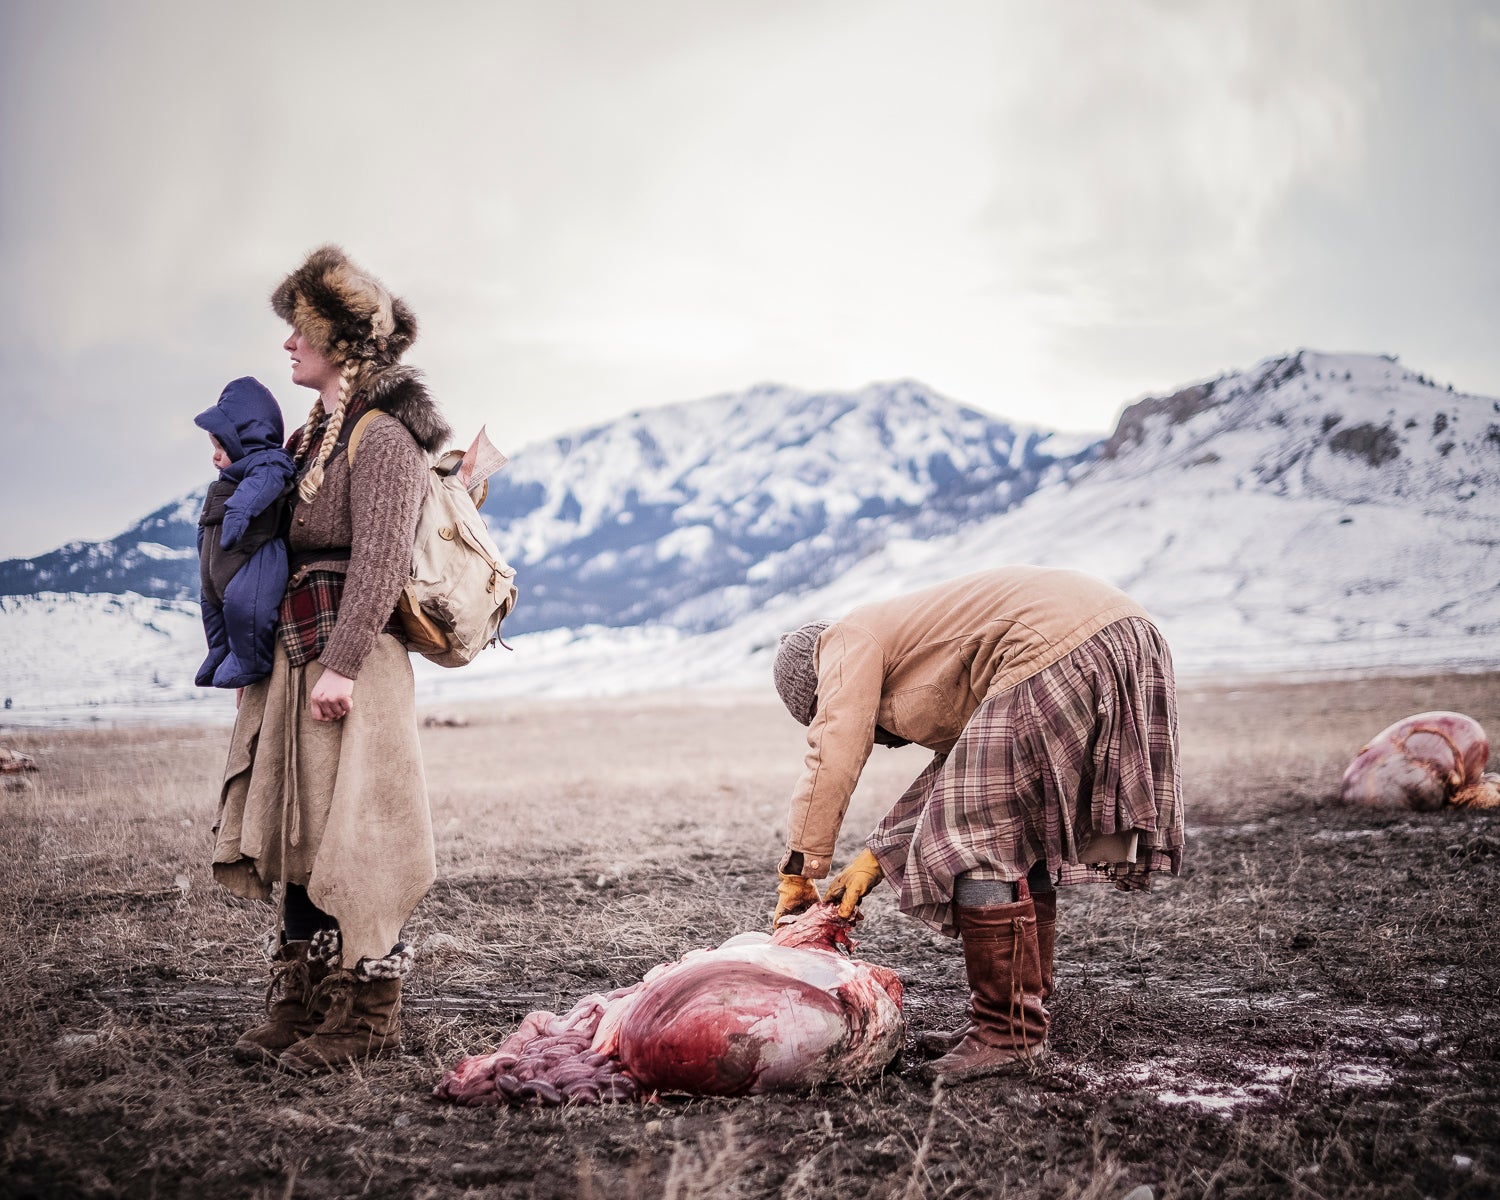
[1,0,1497,557]
[965,0,1500,416]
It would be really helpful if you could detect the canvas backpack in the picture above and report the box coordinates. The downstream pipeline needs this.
[348,410,518,667]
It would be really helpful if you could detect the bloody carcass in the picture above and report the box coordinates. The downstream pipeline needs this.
[434,903,905,1106]
[0,748,38,775]
[1339,711,1500,811]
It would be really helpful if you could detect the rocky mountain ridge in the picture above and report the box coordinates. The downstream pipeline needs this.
[3,349,1496,719]
[0,380,1093,635]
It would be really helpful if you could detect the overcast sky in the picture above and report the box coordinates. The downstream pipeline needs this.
[2,0,1497,559]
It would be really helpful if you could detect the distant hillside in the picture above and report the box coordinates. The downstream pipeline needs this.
[479,381,1093,633]
[747,350,1500,677]
[0,380,1094,636]
[3,350,1497,719]
[0,491,203,600]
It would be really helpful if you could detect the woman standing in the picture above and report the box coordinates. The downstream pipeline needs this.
[771,566,1185,1083]
[213,245,449,1073]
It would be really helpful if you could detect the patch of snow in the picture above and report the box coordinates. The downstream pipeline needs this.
[1327,1063,1393,1089]
[1081,1047,1398,1118]
[655,525,716,562]
[135,542,194,561]
[1311,828,1388,841]
[167,490,208,523]
[1312,824,1436,842]
[1156,1088,1255,1114]
[0,592,231,725]
[1185,823,1266,836]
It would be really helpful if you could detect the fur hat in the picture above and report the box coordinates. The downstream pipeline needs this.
[773,621,829,726]
[270,244,417,366]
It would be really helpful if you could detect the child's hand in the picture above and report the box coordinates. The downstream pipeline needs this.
[220,515,248,550]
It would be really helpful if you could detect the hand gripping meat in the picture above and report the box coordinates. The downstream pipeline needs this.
[433,903,905,1106]
[1339,711,1500,811]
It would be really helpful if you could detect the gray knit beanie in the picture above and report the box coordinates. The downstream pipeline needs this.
[773,621,829,726]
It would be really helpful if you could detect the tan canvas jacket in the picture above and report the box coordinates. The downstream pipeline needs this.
[781,566,1151,878]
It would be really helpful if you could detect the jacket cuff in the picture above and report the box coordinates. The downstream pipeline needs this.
[780,847,833,879]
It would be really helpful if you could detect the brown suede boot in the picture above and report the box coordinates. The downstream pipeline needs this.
[926,896,1049,1082]
[230,932,339,1064]
[276,944,413,1075]
[917,889,1057,1059]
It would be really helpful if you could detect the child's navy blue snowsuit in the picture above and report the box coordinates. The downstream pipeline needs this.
[193,377,295,688]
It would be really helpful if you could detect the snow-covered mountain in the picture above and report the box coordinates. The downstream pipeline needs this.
[0,380,1089,635]
[0,593,208,717]
[2,351,1497,722]
[481,381,1090,632]
[407,349,1500,707]
[0,492,203,600]
[761,350,1500,676]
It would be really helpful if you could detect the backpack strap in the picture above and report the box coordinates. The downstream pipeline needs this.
[345,408,385,468]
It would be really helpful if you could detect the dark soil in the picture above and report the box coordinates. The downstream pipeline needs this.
[2,673,1498,1199]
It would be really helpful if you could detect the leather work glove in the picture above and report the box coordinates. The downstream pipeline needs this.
[774,873,821,927]
[821,848,884,919]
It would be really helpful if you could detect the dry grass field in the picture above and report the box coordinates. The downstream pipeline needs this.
[2,672,1498,1199]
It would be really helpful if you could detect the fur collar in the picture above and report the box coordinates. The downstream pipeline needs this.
[362,365,452,454]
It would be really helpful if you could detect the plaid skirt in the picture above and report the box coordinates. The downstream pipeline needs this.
[866,616,1185,935]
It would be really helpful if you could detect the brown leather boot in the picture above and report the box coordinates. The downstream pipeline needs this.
[917,889,1057,1058]
[1034,889,1056,1003]
[276,944,413,1075]
[915,1014,971,1057]
[230,933,338,1064]
[926,896,1049,1082]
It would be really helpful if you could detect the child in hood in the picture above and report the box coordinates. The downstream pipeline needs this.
[194,377,295,688]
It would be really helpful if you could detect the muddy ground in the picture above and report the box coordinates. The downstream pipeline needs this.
[1,672,1497,1199]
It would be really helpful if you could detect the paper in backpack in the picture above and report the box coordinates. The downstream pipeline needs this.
[458,425,509,488]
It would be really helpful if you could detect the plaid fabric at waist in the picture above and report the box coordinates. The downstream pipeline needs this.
[279,568,405,669]
[866,615,1184,936]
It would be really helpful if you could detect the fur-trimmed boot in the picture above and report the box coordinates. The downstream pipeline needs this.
[276,943,414,1075]
[925,896,1050,1082]
[917,889,1056,1057]
[231,929,341,1064]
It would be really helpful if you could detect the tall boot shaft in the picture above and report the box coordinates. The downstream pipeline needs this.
[927,896,1049,1081]
[918,887,1058,1058]
[958,897,1049,1054]
[1033,889,1057,1004]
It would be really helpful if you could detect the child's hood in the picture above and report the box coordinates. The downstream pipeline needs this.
[194,377,286,462]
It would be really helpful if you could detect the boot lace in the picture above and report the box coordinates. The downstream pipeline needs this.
[1010,916,1028,1054]
[307,970,358,1034]
[265,957,311,1012]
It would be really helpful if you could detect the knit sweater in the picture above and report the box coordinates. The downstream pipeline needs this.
[285,369,450,679]
[287,416,425,678]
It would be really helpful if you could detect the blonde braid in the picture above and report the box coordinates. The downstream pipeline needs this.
[297,357,362,502]
[292,398,324,469]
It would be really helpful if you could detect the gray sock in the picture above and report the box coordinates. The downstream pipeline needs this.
[955,873,1019,906]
